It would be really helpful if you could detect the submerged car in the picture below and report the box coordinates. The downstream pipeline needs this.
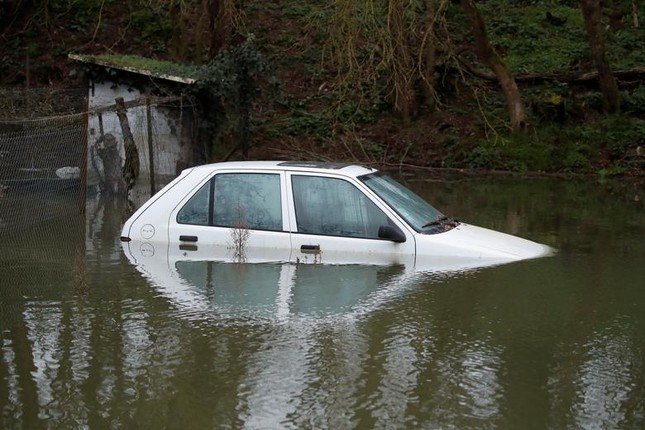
[120,161,552,266]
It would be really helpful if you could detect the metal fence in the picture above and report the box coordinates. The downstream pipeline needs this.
[0,88,193,239]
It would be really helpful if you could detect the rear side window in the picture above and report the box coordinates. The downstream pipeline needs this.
[177,173,282,231]
[177,180,211,225]
[291,175,389,238]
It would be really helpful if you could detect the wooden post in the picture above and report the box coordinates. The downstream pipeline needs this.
[79,91,90,215]
[146,97,156,196]
[115,97,140,191]
[98,111,104,137]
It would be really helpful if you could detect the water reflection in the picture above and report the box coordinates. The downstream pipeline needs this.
[0,176,643,429]
[545,317,642,430]
[123,239,493,325]
[575,325,636,429]
[456,341,503,421]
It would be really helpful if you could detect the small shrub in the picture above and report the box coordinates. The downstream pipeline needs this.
[622,88,645,115]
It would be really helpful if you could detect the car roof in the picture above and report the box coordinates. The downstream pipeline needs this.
[184,161,378,178]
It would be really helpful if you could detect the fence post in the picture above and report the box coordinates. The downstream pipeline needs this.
[115,97,139,192]
[146,97,156,196]
[79,92,90,215]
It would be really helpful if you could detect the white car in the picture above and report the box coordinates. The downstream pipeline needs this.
[120,161,552,267]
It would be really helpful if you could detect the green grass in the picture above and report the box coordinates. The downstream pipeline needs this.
[80,54,200,79]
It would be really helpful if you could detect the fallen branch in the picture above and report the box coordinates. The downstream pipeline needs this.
[456,55,645,85]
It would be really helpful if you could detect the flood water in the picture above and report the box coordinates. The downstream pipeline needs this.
[1,174,643,429]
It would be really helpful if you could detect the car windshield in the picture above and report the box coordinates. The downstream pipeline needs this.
[360,172,455,233]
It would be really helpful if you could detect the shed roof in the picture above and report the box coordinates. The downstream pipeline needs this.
[69,53,197,85]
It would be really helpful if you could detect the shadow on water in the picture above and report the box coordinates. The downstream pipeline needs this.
[0,175,643,429]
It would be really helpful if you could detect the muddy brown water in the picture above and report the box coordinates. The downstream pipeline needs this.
[1,175,643,429]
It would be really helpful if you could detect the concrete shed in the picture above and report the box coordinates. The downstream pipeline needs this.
[69,54,205,203]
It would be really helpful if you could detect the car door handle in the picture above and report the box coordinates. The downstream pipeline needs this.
[300,244,320,253]
[179,235,198,242]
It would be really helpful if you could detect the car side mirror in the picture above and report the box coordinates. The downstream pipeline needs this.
[378,225,406,243]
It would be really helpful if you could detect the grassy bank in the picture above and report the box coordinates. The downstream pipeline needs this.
[0,0,643,177]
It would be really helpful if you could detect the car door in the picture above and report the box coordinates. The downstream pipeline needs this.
[168,170,292,262]
[286,172,416,265]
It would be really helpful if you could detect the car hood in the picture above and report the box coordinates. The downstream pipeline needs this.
[415,223,554,263]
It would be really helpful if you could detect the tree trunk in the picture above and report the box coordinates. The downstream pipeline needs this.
[96,133,126,196]
[633,0,640,28]
[168,0,187,61]
[420,0,438,110]
[208,0,226,58]
[580,0,620,113]
[388,0,416,126]
[460,0,527,130]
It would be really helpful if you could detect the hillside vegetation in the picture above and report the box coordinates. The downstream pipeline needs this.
[0,0,643,177]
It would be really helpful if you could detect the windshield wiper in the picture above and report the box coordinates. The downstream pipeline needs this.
[422,214,450,228]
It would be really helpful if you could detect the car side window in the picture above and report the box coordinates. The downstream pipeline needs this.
[292,175,389,239]
[213,173,282,231]
[177,173,282,231]
[177,180,211,225]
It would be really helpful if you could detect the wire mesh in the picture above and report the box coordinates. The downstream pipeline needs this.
[0,88,195,245]
[0,114,87,237]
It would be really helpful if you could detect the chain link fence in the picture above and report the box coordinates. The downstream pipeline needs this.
[0,88,196,241]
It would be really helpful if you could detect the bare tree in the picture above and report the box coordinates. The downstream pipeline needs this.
[328,0,446,125]
[387,0,416,125]
[140,0,244,61]
[632,0,640,28]
[208,0,226,58]
[419,0,440,110]
[580,0,620,113]
[460,0,526,130]
[206,0,246,59]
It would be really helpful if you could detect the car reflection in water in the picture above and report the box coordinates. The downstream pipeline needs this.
[122,240,516,323]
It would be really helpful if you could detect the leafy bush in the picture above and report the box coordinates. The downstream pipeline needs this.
[622,88,645,115]
[482,3,588,74]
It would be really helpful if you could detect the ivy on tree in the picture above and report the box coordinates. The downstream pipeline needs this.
[195,35,272,159]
